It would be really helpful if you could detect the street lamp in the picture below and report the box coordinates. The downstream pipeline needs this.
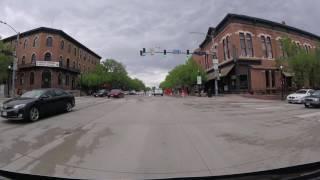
[0,20,19,97]
[280,65,284,100]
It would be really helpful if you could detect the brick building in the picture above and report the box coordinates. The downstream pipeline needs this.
[3,27,101,94]
[193,14,319,94]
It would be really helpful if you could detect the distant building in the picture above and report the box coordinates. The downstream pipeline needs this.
[3,27,101,95]
[193,14,319,94]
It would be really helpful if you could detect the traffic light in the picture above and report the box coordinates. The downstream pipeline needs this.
[187,50,190,55]
[140,50,143,56]
[142,48,146,54]
[164,49,166,55]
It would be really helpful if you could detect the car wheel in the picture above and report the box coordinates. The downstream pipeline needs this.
[29,107,40,122]
[305,104,311,108]
[65,102,73,112]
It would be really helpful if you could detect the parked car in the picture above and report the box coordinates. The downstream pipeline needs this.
[287,89,314,104]
[129,90,137,95]
[0,88,75,121]
[153,88,163,96]
[108,89,124,98]
[304,90,320,108]
[93,89,109,97]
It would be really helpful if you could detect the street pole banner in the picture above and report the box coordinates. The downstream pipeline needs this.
[197,76,202,85]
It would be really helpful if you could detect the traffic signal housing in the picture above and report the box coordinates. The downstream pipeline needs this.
[164,49,166,55]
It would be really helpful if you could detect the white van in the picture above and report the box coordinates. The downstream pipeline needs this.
[153,88,163,96]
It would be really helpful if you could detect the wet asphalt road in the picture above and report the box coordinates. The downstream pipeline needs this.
[0,95,320,179]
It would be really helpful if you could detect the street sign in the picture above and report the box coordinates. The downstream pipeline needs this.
[172,49,181,54]
[212,58,218,64]
[197,76,202,85]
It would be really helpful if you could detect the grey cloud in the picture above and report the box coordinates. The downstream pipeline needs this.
[1,0,320,87]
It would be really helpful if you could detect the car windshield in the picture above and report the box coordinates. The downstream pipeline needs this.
[98,90,106,93]
[312,91,320,96]
[111,90,120,93]
[296,90,307,94]
[20,90,45,98]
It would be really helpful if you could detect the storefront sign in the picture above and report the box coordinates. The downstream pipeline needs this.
[36,61,59,67]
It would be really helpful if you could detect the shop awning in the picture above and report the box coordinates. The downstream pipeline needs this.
[207,64,234,80]
[207,72,216,81]
[282,72,294,77]
[220,64,234,78]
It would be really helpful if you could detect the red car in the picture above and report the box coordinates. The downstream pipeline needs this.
[108,89,124,98]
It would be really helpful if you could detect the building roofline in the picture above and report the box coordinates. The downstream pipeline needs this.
[199,27,215,48]
[2,27,102,59]
[200,13,320,48]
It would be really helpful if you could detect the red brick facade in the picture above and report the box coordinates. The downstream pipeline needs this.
[194,14,319,94]
[3,27,101,93]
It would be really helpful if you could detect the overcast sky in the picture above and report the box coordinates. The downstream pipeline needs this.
[1,0,319,87]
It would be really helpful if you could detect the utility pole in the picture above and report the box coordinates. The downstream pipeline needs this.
[212,55,219,96]
[280,65,284,100]
[0,20,19,97]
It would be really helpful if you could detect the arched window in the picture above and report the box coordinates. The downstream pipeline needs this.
[246,34,253,57]
[60,40,64,50]
[223,39,227,60]
[22,56,26,65]
[74,47,77,56]
[66,58,70,68]
[266,37,273,58]
[23,39,28,49]
[33,36,38,47]
[239,33,246,56]
[68,44,71,53]
[31,54,36,64]
[261,36,268,58]
[46,37,53,47]
[44,52,51,61]
[58,73,62,85]
[30,72,34,85]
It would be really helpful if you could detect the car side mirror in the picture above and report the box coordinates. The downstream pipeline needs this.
[40,94,49,100]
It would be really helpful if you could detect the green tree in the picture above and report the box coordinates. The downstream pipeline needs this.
[277,37,320,88]
[0,38,13,83]
[80,59,147,92]
[160,57,206,90]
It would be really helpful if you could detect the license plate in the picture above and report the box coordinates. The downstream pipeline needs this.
[2,111,7,116]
